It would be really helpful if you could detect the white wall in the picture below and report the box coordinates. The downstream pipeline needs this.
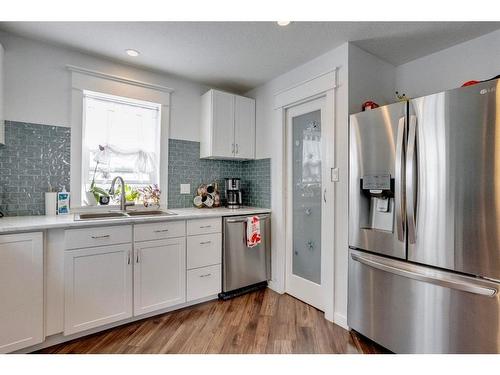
[246,43,350,328]
[348,44,396,114]
[0,31,207,142]
[396,29,500,99]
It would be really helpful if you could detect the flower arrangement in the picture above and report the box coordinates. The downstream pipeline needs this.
[139,184,161,208]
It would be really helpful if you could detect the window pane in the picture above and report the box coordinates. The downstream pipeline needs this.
[82,91,161,205]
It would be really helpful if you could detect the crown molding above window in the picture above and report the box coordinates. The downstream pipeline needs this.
[66,65,175,94]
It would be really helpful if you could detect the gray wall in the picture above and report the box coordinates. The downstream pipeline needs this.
[0,122,271,216]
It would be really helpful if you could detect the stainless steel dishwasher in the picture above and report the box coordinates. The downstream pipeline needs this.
[219,214,271,299]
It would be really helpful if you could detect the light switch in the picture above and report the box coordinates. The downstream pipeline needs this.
[180,184,191,194]
[331,167,339,182]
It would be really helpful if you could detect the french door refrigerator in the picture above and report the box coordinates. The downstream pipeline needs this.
[348,78,500,353]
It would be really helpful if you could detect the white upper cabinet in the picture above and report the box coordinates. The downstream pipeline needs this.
[0,232,44,353]
[234,95,256,159]
[200,89,256,160]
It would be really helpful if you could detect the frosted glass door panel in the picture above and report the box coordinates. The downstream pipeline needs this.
[292,110,321,284]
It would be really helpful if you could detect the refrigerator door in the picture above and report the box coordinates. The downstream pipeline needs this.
[223,215,271,292]
[348,249,500,353]
[349,102,407,259]
[408,79,500,279]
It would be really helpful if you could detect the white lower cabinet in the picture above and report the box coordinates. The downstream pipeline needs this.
[0,232,44,353]
[134,237,186,316]
[187,264,222,301]
[64,243,133,335]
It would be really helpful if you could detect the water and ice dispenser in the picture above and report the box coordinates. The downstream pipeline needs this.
[360,174,394,232]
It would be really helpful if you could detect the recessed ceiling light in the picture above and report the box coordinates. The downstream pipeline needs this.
[277,21,291,26]
[125,49,140,57]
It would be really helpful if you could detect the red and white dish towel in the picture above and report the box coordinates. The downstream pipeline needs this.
[246,216,262,248]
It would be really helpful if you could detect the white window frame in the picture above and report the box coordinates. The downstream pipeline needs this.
[68,65,173,209]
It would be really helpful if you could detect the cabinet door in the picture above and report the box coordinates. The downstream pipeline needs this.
[134,238,186,316]
[234,95,255,159]
[0,232,43,353]
[211,90,235,158]
[64,243,133,335]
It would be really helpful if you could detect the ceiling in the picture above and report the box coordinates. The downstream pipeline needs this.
[0,22,498,92]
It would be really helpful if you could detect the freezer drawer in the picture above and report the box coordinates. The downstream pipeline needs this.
[223,214,271,292]
[348,249,500,353]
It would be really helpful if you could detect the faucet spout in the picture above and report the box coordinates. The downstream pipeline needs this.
[109,176,127,211]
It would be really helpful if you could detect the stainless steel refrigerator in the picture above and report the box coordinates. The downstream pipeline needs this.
[348,79,500,353]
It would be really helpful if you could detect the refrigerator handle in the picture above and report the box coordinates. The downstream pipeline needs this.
[406,115,417,244]
[395,117,406,242]
[351,252,497,297]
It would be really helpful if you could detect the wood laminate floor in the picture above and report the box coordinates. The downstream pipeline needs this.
[36,289,389,354]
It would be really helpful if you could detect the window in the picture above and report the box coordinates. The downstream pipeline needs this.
[81,90,161,205]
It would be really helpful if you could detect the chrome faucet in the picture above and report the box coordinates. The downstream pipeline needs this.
[109,176,131,211]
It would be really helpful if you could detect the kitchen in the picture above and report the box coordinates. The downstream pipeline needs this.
[0,2,500,371]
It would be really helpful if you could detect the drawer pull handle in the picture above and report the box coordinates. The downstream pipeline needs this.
[154,229,169,233]
[200,273,212,278]
[200,241,212,245]
[199,225,212,228]
[91,234,110,239]
[127,251,131,265]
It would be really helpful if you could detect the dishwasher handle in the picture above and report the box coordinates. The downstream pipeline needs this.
[225,214,270,223]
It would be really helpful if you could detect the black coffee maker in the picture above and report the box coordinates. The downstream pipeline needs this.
[225,178,242,209]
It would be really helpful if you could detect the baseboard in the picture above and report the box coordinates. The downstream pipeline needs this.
[267,279,284,294]
[334,312,349,330]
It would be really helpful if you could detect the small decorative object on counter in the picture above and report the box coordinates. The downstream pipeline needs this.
[139,184,161,208]
[193,181,220,208]
[57,187,70,215]
[99,195,110,205]
[362,101,379,111]
[395,91,409,101]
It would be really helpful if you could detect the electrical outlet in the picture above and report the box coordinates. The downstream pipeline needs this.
[180,184,191,194]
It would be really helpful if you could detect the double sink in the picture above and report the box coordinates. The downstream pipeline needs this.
[74,210,177,221]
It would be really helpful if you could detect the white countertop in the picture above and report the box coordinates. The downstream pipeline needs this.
[0,207,271,234]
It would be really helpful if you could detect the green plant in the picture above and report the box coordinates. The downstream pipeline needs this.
[89,180,109,202]
[115,184,139,202]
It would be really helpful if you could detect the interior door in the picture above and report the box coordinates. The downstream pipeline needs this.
[212,90,235,158]
[234,95,256,159]
[285,97,328,310]
[407,80,500,279]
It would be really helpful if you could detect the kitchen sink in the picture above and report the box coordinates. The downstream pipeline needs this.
[74,210,177,221]
[126,210,177,217]
[75,212,129,220]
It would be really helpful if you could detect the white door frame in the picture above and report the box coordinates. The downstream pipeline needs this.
[273,69,337,321]
[285,97,327,310]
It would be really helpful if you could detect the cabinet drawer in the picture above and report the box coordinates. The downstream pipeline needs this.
[187,264,221,301]
[65,225,132,250]
[134,221,186,242]
[187,218,221,236]
[187,233,222,269]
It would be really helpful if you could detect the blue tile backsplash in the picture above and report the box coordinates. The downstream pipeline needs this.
[168,139,271,209]
[0,121,70,216]
[0,121,271,216]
